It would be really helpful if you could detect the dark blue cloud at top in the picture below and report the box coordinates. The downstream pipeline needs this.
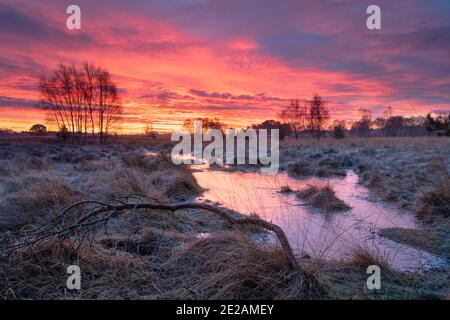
[0,3,94,47]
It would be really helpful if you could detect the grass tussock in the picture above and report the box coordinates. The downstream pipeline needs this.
[82,154,202,202]
[162,232,312,299]
[306,244,439,299]
[121,152,177,172]
[0,173,76,231]
[279,185,294,193]
[287,160,313,176]
[296,183,351,213]
[120,152,202,201]
[98,227,191,258]
[415,177,450,222]
[160,171,203,201]
[347,245,391,271]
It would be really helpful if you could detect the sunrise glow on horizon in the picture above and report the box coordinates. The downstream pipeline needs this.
[1,0,449,133]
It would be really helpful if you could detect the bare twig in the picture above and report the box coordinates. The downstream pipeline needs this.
[4,200,301,273]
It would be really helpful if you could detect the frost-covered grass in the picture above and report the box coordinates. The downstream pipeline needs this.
[0,136,448,300]
[280,137,449,299]
[280,137,450,218]
[0,142,203,232]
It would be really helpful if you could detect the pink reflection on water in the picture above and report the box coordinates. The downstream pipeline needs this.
[193,170,446,271]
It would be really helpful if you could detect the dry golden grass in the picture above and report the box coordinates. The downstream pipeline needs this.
[160,232,311,299]
[347,245,391,271]
[0,229,315,300]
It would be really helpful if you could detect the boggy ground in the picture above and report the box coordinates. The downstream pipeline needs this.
[281,137,450,298]
[280,138,449,244]
[281,137,449,214]
[0,136,448,299]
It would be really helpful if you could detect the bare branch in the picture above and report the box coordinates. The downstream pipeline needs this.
[4,200,301,273]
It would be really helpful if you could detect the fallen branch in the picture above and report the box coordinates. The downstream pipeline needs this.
[5,200,301,273]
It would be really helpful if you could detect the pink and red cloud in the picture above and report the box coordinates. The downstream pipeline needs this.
[0,0,449,132]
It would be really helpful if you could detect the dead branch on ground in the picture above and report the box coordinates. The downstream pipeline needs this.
[1,199,301,274]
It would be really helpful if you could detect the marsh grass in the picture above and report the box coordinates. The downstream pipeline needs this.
[0,172,77,231]
[1,230,318,299]
[348,244,392,270]
[282,137,449,210]
[296,183,351,213]
[1,143,313,299]
[415,177,450,222]
[0,137,448,300]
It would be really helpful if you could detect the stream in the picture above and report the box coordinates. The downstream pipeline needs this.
[193,168,447,272]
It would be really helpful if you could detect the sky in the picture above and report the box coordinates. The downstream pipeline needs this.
[0,0,449,133]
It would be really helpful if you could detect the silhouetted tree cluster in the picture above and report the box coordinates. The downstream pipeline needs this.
[278,101,448,139]
[347,107,442,137]
[0,128,14,135]
[331,120,346,139]
[383,116,405,136]
[251,120,292,140]
[182,117,225,133]
[280,95,329,139]
[29,124,47,135]
[371,114,435,137]
[56,125,71,143]
[278,102,448,139]
[39,63,123,143]
[424,113,450,136]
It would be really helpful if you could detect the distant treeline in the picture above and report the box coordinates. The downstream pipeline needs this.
[250,112,450,140]
[176,111,450,141]
[332,113,450,138]
[273,96,450,139]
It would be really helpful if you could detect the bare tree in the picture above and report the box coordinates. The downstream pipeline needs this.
[307,95,329,139]
[355,107,372,137]
[95,68,122,143]
[39,63,122,144]
[82,63,97,136]
[280,99,307,140]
